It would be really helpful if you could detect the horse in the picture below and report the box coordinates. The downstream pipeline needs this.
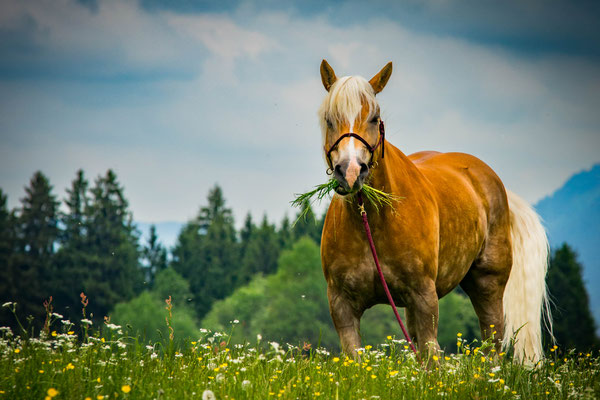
[318,59,552,363]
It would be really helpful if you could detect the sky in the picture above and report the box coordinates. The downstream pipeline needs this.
[1,0,599,234]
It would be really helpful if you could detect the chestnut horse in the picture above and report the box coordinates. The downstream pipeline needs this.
[318,60,552,363]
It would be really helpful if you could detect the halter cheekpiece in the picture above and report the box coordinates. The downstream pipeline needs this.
[325,120,386,170]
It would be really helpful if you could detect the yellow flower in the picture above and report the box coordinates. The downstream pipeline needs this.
[365,345,372,350]
[97,378,101,383]
[14,348,20,353]
[85,397,92,400]
[445,356,450,361]
[386,335,392,340]
[332,357,340,363]
[389,370,399,377]
[489,324,495,328]
[47,388,59,397]
[481,356,486,363]
[499,379,505,384]
[366,366,372,371]
[66,362,75,370]
[100,338,105,343]
[371,374,377,379]
[432,355,439,361]
[488,373,495,377]
[97,396,104,400]
[51,331,57,337]
[457,332,462,337]
[121,385,131,393]
[67,331,75,335]
[39,370,44,374]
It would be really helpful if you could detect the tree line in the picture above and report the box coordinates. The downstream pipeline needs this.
[0,169,597,352]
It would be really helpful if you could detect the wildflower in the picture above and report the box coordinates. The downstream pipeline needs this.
[14,348,20,353]
[365,345,372,350]
[387,335,392,340]
[332,357,340,363]
[457,332,462,337]
[371,374,377,379]
[81,319,93,325]
[51,331,57,337]
[66,362,75,370]
[67,331,75,335]
[242,380,251,389]
[257,334,262,341]
[47,388,59,397]
[233,319,239,324]
[2,302,14,308]
[389,370,399,377]
[432,355,439,361]
[202,390,216,400]
[121,385,131,393]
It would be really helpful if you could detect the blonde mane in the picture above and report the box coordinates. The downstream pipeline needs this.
[318,76,379,147]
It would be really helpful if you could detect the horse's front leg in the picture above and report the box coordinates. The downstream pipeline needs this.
[327,286,362,357]
[406,279,441,360]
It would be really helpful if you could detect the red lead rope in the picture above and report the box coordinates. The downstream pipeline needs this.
[357,191,420,358]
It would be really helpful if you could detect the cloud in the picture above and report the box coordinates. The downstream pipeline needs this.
[0,0,598,227]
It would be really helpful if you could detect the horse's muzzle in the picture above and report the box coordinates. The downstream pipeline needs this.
[333,160,369,194]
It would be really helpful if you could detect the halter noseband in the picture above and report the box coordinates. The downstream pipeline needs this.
[325,120,386,170]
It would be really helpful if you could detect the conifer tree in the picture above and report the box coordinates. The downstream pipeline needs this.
[53,170,90,322]
[82,170,143,322]
[142,225,168,287]
[278,215,293,250]
[239,212,255,261]
[545,243,599,351]
[0,189,18,327]
[292,201,323,244]
[10,172,59,326]
[172,185,240,319]
[241,215,280,280]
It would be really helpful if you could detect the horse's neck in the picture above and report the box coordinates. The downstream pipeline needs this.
[369,141,419,194]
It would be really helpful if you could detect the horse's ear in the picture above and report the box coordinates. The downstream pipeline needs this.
[369,62,393,94]
[320,59,337,92]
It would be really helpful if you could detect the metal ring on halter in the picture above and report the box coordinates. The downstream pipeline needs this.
[326,167,333,175]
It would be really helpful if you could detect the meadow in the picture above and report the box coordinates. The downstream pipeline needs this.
[2,302,599,400]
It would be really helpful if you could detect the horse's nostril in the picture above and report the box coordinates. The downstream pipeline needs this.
[360,163,368,174]
[334,164,343,175]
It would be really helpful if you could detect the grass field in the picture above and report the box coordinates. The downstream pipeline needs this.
[1,304,599,400]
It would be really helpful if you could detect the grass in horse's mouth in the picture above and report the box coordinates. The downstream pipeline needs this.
[291,178,401,225]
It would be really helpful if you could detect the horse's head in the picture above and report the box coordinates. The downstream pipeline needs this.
[318,60,392,195]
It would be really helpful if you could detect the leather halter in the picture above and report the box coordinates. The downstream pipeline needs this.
[325,120,386,170]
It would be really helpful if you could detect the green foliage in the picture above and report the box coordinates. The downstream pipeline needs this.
[546,243,599,351]
[437,291,480,351]
[152,268,193,309]
[203,238,339,349]
[240,215,280,280]
[110,291,198,345]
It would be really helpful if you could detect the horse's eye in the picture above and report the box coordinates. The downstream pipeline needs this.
[370,116,379,124]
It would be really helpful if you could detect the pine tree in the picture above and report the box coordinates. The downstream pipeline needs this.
[141,225,168,287]
[545,243,599,351]
[172,185,240,319]
[241,215,280,280]
[82,170,143,322]
[10,172,59,327]
[239,213,256,261]
[54,170,90,322]
[0,189,18,327]
[278,215,293,250]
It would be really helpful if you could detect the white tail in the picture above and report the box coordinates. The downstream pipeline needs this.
[503,190,553,364]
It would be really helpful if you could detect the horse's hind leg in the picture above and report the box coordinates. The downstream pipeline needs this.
[328,287,362,356]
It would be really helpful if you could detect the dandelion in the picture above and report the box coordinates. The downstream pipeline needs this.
[390,370,399,377]
[202,390,216,400]
[47,388,59,397]
[14,348,20,353]
[432,355,439,361]
[387,335,392,340]
[332,357,340,363]
[121,385,132,393]
[457,332,462,337]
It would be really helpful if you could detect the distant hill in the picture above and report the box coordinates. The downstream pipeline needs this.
[535,163,600,332]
